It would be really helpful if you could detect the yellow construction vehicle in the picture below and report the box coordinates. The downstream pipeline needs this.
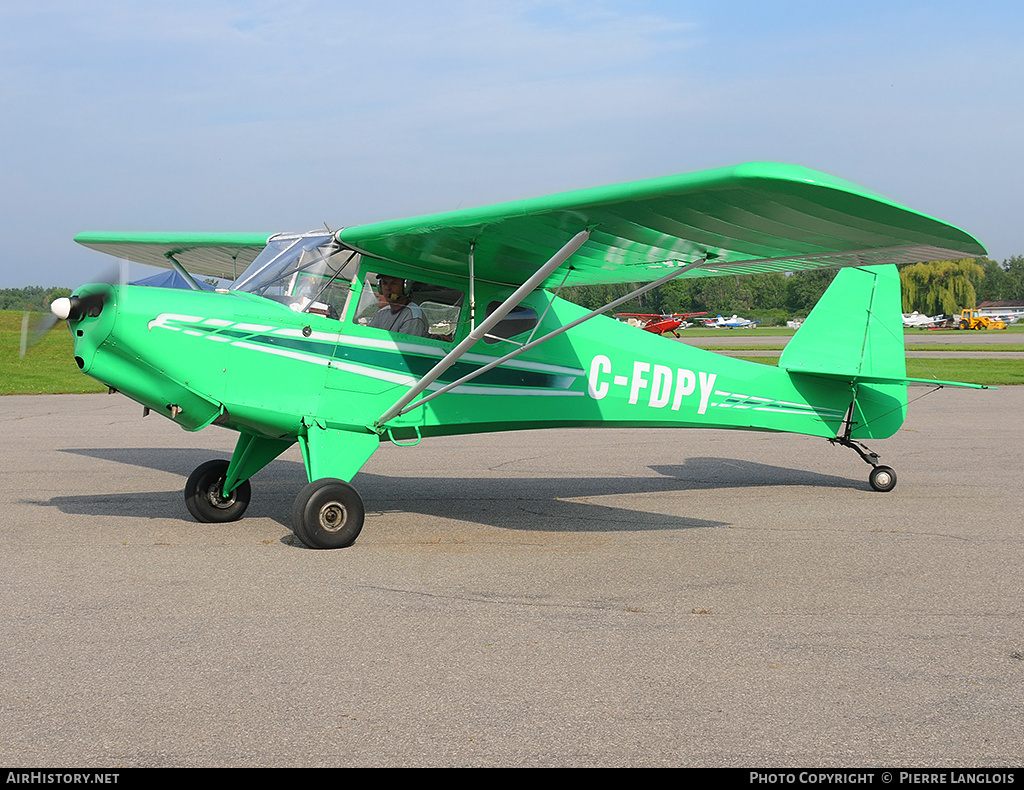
[958,308,1006,330]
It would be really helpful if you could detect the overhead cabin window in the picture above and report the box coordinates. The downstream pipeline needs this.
[482,301,539,344]
[354,270,464,342]
[231,232,360,319]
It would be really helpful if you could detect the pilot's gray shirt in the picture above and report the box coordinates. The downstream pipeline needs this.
[369,302,428,336]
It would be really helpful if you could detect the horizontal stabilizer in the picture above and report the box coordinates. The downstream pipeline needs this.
[793,371,990,389]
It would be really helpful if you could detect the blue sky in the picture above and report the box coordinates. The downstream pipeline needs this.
[1,1,1021,287]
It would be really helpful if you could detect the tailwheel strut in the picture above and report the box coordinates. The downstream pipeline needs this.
[828,402,897,493]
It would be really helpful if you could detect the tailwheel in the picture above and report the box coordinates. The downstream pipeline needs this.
[869,465,897,493]
[184,459,251,523]
[293,478,365,549]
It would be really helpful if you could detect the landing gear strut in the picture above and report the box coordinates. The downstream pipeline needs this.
[829,403,898,492]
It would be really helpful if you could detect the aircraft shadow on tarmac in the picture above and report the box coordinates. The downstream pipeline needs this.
[39,447,861,537]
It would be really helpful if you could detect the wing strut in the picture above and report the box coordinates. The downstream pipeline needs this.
[166,253,205,291]
[469,242,477,332]
[382,256,710,422]
[374,229,592,429]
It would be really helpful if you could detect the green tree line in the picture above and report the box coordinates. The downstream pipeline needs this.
[559,256,1024,323]
[558,271,833,325]
[900,256,1024,314]
[0,286,72,312]
[975,255,1024,302]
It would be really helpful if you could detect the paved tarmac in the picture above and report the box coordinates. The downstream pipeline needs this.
[1,389,1022,768]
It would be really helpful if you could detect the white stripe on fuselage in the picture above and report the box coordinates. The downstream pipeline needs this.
[148,314,584,398]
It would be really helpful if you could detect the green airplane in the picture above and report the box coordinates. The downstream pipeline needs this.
[56,162,987,549]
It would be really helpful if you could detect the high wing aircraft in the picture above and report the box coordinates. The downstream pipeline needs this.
[57,162,988,549]
[982,309,1023,325]
[704,314,760,329]
[614,312,708,336]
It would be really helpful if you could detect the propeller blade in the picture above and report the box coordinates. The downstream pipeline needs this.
[18,262,122,357]
[19,310,61,358]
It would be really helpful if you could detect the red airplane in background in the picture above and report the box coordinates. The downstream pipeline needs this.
[614,312,708,337]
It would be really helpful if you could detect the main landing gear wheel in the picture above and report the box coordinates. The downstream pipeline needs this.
[292,478,365,549]
[184,459,251,523]
[869,465,897,493]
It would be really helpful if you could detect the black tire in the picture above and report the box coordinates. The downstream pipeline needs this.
[869,465,897,493]
[184,459,251,523]
[292,478,365,549]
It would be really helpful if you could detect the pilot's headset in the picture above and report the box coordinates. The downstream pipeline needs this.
[376,274,413,302]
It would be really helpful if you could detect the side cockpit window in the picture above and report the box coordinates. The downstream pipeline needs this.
[482,302,539,344]
[354,271,464,342]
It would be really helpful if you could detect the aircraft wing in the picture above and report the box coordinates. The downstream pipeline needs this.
[338,162,986,288]
[73,231,273,281]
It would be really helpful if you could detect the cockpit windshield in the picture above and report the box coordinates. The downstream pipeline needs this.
[231,232,360,319]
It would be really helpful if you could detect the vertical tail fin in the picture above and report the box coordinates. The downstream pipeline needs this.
[780,265,907,439]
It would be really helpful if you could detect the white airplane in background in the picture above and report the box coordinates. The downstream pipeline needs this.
[902,311,947,328]
[984,309,1023,324]
[705,314,759,329]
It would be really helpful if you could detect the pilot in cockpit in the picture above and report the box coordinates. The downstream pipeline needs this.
[369,275,428,337]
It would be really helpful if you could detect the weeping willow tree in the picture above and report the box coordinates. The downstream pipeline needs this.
[900,259,985,314]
